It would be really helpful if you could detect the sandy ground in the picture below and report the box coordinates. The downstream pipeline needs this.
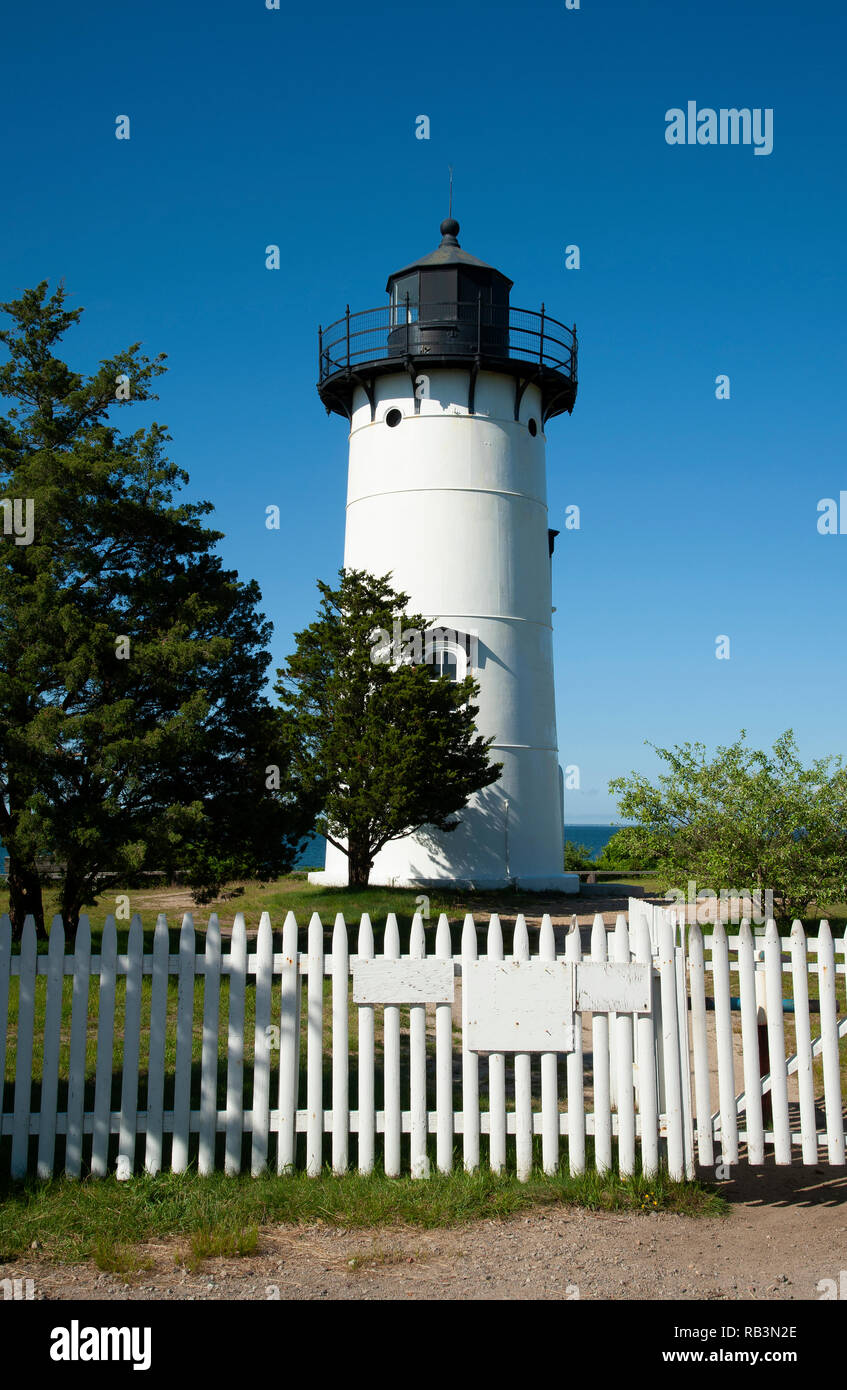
[5,1166,847,1302]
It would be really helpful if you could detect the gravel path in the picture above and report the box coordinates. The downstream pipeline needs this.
[6,1166,847,1302]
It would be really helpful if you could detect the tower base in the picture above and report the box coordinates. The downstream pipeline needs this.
[307,868,580,894]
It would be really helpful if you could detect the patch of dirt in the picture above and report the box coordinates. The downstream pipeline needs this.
[6,1167,847,1302]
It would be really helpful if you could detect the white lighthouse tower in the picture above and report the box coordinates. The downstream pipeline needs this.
[309,216,579,892]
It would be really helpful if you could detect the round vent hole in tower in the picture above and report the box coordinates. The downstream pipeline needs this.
[528,418,538,436]
[385,408,403,428]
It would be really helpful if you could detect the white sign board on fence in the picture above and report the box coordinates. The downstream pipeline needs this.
[576,962,652,1014]
[464,959,575,1052]
[352,958,455,1005]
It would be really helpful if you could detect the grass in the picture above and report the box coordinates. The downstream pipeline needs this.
[2,872,579,941]
[6,871,844,945]
[0,1165,727,1269]
[92,1239,154,1278]
[181,1224,259,1273]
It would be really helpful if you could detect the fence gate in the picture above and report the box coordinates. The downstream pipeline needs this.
[631,898,847,1173]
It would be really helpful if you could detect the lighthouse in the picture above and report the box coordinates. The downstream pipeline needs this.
[309,216,579,892]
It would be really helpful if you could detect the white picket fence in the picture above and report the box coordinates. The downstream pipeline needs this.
[687,917,847,1167]
[1,905,845,1181]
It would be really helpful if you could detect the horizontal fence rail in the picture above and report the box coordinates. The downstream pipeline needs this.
[1,908,845,1181]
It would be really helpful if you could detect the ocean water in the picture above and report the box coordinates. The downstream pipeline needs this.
[294,823,621,870]
[564,824,623,858]
[0,826,621,876]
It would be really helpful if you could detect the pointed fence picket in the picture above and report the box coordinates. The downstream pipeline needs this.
[818,922,846,1165]
[539,914,559,1176]
[633,917,659,1178]
[486,914,507,1174]
[790,921,818,1165]
[117,916,143,1176]
[764,920,791,1165]
[657,917,685,1181]
[356,913,376,1175]
[435,914,454,1174]
[145,917,168,1176]
[711,921,738,1167]
[1,907,845,1180]
[277,911,300,1173]
[591,915,612,1174]
[172,915,195,1175]
[305,913,325,1178]
[513,915,533,1182]
[225,915,247,1175]
[331,913,349,1176]
[199,914,222,1176]
[737,921,765,1165]
[408,912,428,1179]
[564,920,585,1176]
[65,916,92,1178]
[11,918,36,1179]
[461,914,479,1173]
[382,914,402,1178]
[91,916,118,1178]
[614,915,636,1177]
[252,913,274,1176]
[0,916,10,1151]
[676,934,696,1180]
[687,924,713,1169]
[37,917,65,1179]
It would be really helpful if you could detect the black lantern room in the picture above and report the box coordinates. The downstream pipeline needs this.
[317,219,577,424]
[386,217,512,359]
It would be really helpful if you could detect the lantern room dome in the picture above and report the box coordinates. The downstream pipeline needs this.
[385,219,513,289]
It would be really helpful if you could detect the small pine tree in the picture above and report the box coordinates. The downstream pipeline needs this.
[276,569,502,887]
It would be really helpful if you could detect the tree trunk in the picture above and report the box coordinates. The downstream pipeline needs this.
[60,894,83,934]
[60,866,93,934]
[7,856,46,939]
[347,839,373,888]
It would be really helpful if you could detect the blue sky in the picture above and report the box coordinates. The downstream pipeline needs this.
[1,0,844,822]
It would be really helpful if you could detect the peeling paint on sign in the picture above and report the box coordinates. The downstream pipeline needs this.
[352,958,455,1005]
[464,960,575,1052]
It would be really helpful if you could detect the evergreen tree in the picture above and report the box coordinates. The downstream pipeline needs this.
[276,569,501,887]
[0,282,309,935]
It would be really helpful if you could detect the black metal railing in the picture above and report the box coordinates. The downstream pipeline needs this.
[318,302,577,383]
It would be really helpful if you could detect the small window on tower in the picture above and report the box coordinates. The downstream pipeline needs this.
[385,408,402,428]
[528,418,538,436]
[428,650,458,682]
